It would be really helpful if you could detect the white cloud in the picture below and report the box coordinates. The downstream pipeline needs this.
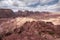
[0,0,60,12]
[40,0,52,3]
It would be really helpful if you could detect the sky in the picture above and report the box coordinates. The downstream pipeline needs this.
[0,0,60,12]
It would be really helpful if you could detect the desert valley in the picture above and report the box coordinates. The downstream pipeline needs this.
[0,9,60,40]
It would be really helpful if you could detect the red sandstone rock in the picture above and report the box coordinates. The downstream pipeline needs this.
[0,9,15,18]
[2,21,60,40]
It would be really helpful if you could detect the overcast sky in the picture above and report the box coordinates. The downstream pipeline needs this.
[0,0,60,12]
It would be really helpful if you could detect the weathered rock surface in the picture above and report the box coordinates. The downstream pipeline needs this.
[0,9,15,18]
[0,9,60,40]
[0,21,60,40]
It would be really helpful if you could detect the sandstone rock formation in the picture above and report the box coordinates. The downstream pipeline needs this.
[0,21,60,40]
[0,9,60,40]
[0,9,15,18]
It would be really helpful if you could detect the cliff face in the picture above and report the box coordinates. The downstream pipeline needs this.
[0,9,15,18]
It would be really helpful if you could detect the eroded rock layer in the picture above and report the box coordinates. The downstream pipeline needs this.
[0,21,60,40]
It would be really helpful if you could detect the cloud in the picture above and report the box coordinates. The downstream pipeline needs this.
[0,0,60,12]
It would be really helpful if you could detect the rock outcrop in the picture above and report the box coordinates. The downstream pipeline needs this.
[0,9,60,40]
[0,9,15,18]
[0,21,60,40]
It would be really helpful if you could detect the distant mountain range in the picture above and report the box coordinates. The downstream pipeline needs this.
[0,9,60,18]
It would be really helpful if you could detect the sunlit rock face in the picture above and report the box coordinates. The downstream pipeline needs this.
[0,9,15,18]
[1,21,60,40]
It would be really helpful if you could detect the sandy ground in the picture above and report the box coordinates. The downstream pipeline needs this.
[15,17,60,26]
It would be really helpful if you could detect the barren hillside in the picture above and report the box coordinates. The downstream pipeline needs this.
[0,9,60,40]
